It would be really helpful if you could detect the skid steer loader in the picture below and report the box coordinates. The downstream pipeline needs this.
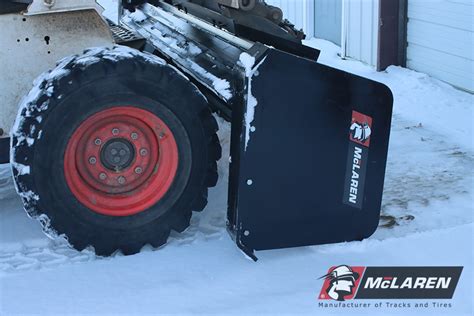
[0,0,393,260]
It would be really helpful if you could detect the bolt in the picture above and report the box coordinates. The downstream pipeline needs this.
[119,149,126,156]
[113,157,121,163]
[111,148,118,155]
[250,126,256,132]
[131,132,138,140]
[159,132,165,139]
[112,128,120,136]
[43,0,55,7]
[140,148,148,156]
[94,138,102,146]
[246,179,253,186]
[135,167,143,174]
[99,172,107,180]
[243,230,250,236]
[88,156,97,165]
[118,176,126,184]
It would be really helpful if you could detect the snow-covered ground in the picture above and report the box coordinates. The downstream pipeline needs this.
[1,31,473,316]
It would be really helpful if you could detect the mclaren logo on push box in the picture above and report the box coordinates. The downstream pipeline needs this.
[319,266,463,300]
[343,110,372,209]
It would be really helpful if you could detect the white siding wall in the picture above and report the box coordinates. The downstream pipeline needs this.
[407,0,474,92]
[265,0,312,36]
[342,0,379,67]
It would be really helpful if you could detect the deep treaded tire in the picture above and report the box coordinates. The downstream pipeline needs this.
[11,46,221,256]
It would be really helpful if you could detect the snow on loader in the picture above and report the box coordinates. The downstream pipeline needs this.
[0,0,393,260]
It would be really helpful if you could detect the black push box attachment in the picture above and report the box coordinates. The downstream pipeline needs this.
[227,48,393,260]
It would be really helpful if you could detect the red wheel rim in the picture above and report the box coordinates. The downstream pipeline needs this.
[64,107,179,216]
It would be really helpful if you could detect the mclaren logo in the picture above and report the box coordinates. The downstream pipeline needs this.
[343,110,371,209]
[348,146,363,205]
[318,266,463,300]
[349,111,373,147]
[350,122,371,144]
[364,276,452,290]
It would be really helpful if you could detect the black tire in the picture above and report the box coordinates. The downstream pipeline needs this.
[11,46,221,256]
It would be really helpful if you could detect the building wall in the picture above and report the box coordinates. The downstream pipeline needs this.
[342,0,379,67]
[406,0,474,92]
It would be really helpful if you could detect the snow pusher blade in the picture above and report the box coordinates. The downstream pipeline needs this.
[227,50,393,260]
[121,1,392,260]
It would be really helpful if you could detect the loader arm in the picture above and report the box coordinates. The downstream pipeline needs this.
[120,0,319,118]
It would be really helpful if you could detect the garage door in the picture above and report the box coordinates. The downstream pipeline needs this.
[407,0,474,92]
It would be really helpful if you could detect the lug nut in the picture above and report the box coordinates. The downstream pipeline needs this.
[119,149,126,156]
[88,156,97,165]
[112,128,120,136]
[111,149,118,155]
[118,176,126,184]
[134,167,143,174]
[94,138,102,146]
[139,148,148,156]
[131,132,138,140]
[113,157,121,163]
[99,172,107,180]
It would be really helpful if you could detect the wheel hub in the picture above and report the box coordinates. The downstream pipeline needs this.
[64,107,179,216]
[101,138,135,171]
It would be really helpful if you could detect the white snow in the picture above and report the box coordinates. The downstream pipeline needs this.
[239,52,256,77]
[0,34,472,315]
[129,9,147,23]
[10,162,29,176]
[190,63,232,100]
[239,52,266,151]
[97,0,119,23]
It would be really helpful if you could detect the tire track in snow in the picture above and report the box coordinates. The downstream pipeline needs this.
[0,165,99,272]
[0,243,97,273]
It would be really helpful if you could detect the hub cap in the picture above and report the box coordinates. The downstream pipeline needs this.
[101,138,135,171]
[64,107,179,216]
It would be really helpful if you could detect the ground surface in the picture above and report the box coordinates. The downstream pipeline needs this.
[0,33,472,316]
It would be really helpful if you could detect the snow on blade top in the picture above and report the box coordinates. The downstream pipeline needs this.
[240,52,267,151]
